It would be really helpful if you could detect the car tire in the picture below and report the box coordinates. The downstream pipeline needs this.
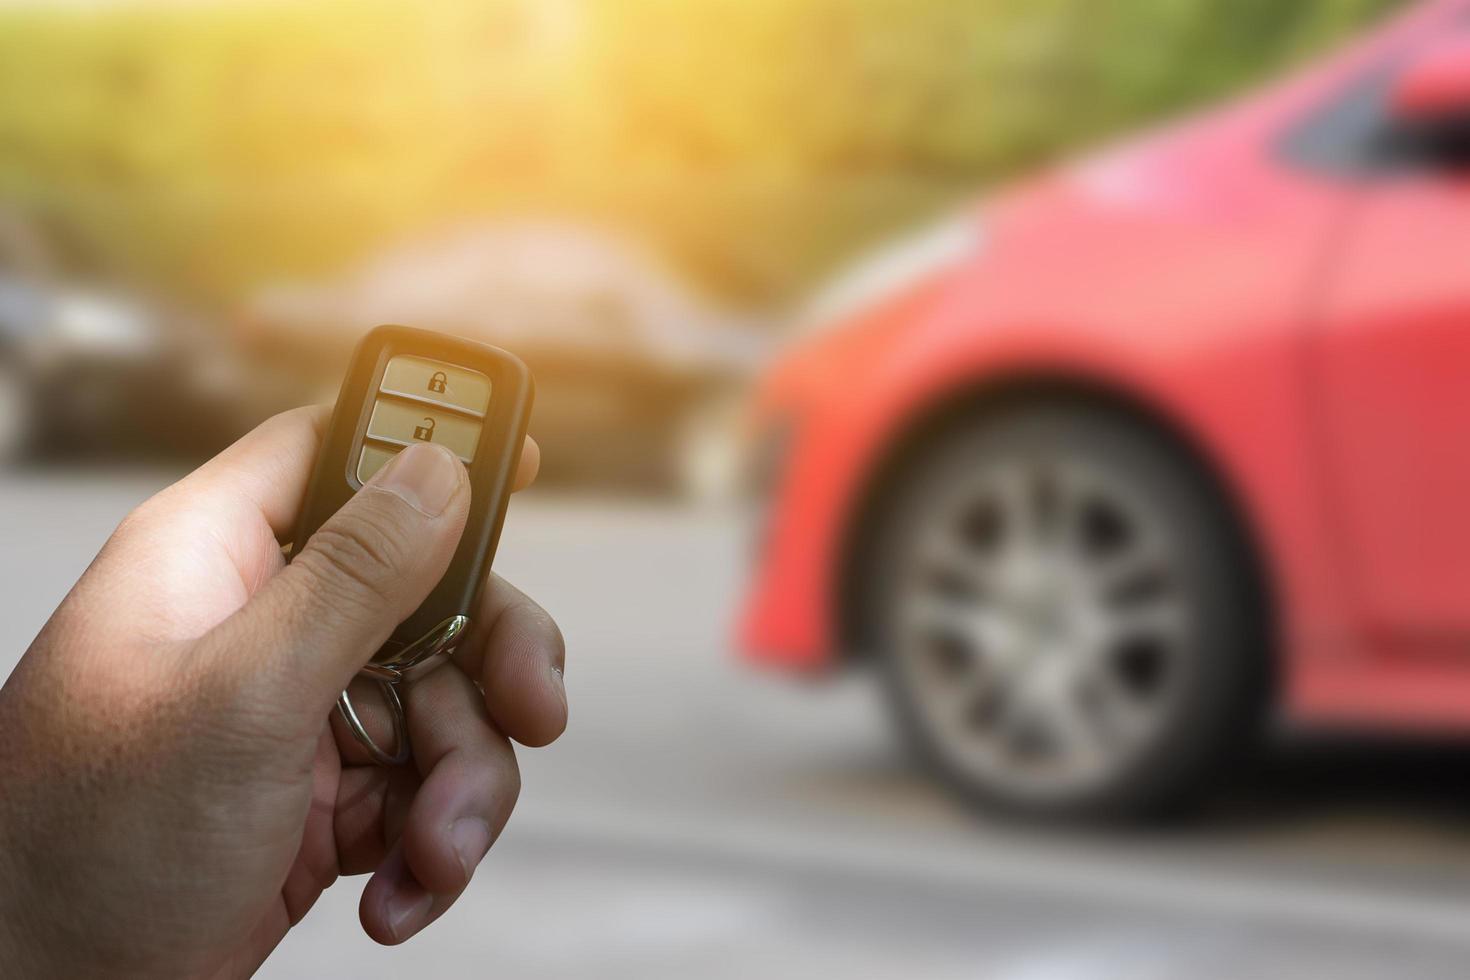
[863,403,1269,823]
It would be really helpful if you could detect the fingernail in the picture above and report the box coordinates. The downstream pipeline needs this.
[551,664,567,706]
[372,443,461,517]
[387,887,433,942]
[451,817,492,880]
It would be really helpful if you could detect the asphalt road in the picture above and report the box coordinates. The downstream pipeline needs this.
[6,468,1470,978]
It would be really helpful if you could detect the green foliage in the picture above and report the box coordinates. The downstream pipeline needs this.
[0,0,1409,305]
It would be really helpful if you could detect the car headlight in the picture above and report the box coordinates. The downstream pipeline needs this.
[51,291,156,358]
[799,213,981,336]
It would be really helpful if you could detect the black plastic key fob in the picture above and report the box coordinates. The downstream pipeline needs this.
[291,324,534,670]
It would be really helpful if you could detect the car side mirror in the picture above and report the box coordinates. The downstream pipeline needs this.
[1390,37,1470,127]
[1387,38,1470,168]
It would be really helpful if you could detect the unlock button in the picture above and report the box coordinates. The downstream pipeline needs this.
[366,398,481,462]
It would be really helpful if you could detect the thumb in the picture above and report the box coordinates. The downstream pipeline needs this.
[217,441,470,712]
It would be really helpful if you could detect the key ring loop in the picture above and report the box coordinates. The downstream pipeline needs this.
[336,679,409,766]
[335,615,470,766]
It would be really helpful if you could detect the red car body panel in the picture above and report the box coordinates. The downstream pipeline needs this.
[739,0,1470,730]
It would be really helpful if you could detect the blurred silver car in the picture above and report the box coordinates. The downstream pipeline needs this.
[240,221,769,496]
[0,209,252,463]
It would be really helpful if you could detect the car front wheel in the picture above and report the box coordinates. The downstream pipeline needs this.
[864,403,1268,822]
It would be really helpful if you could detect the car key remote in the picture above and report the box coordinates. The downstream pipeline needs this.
[290,324,534,764]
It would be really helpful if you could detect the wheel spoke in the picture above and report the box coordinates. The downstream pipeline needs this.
[904,594,1024,668]
[916,529,1005,596]
[1085,538,1164,596]
[989,665,1043,751]
[993,465,1042,555]
[1081,658,1154,745]
[920,669,978,721]
[1106,599,1187,645]
[1048,463,1095,557]
[1035,670,1107,770]
[902,592,974,637]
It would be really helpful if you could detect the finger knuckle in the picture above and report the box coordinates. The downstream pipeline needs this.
[497,750,522,808]
[114,490,168,540]
[466,737,520,804]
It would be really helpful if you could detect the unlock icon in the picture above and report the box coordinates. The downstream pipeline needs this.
[413,417,436,442]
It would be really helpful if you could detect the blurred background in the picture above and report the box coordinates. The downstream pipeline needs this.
[15,0,1470,976]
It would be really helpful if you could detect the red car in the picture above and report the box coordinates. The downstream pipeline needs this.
[739,0,1470,821]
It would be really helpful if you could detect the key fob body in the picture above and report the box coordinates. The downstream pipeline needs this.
[290,324,534,662]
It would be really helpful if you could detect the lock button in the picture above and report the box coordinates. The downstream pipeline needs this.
[365,398,481,462]
[380,356,491,416]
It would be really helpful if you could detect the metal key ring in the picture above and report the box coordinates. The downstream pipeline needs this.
[335,615,470,766]
[336,680,410,767]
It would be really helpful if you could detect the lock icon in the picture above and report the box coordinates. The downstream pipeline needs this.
[413,417,436,442]
[428,371,448,394]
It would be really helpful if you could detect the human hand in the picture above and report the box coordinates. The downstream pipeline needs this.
[0,407,566,978]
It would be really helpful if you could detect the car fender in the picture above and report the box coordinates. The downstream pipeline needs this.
[742,273,1349,718]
